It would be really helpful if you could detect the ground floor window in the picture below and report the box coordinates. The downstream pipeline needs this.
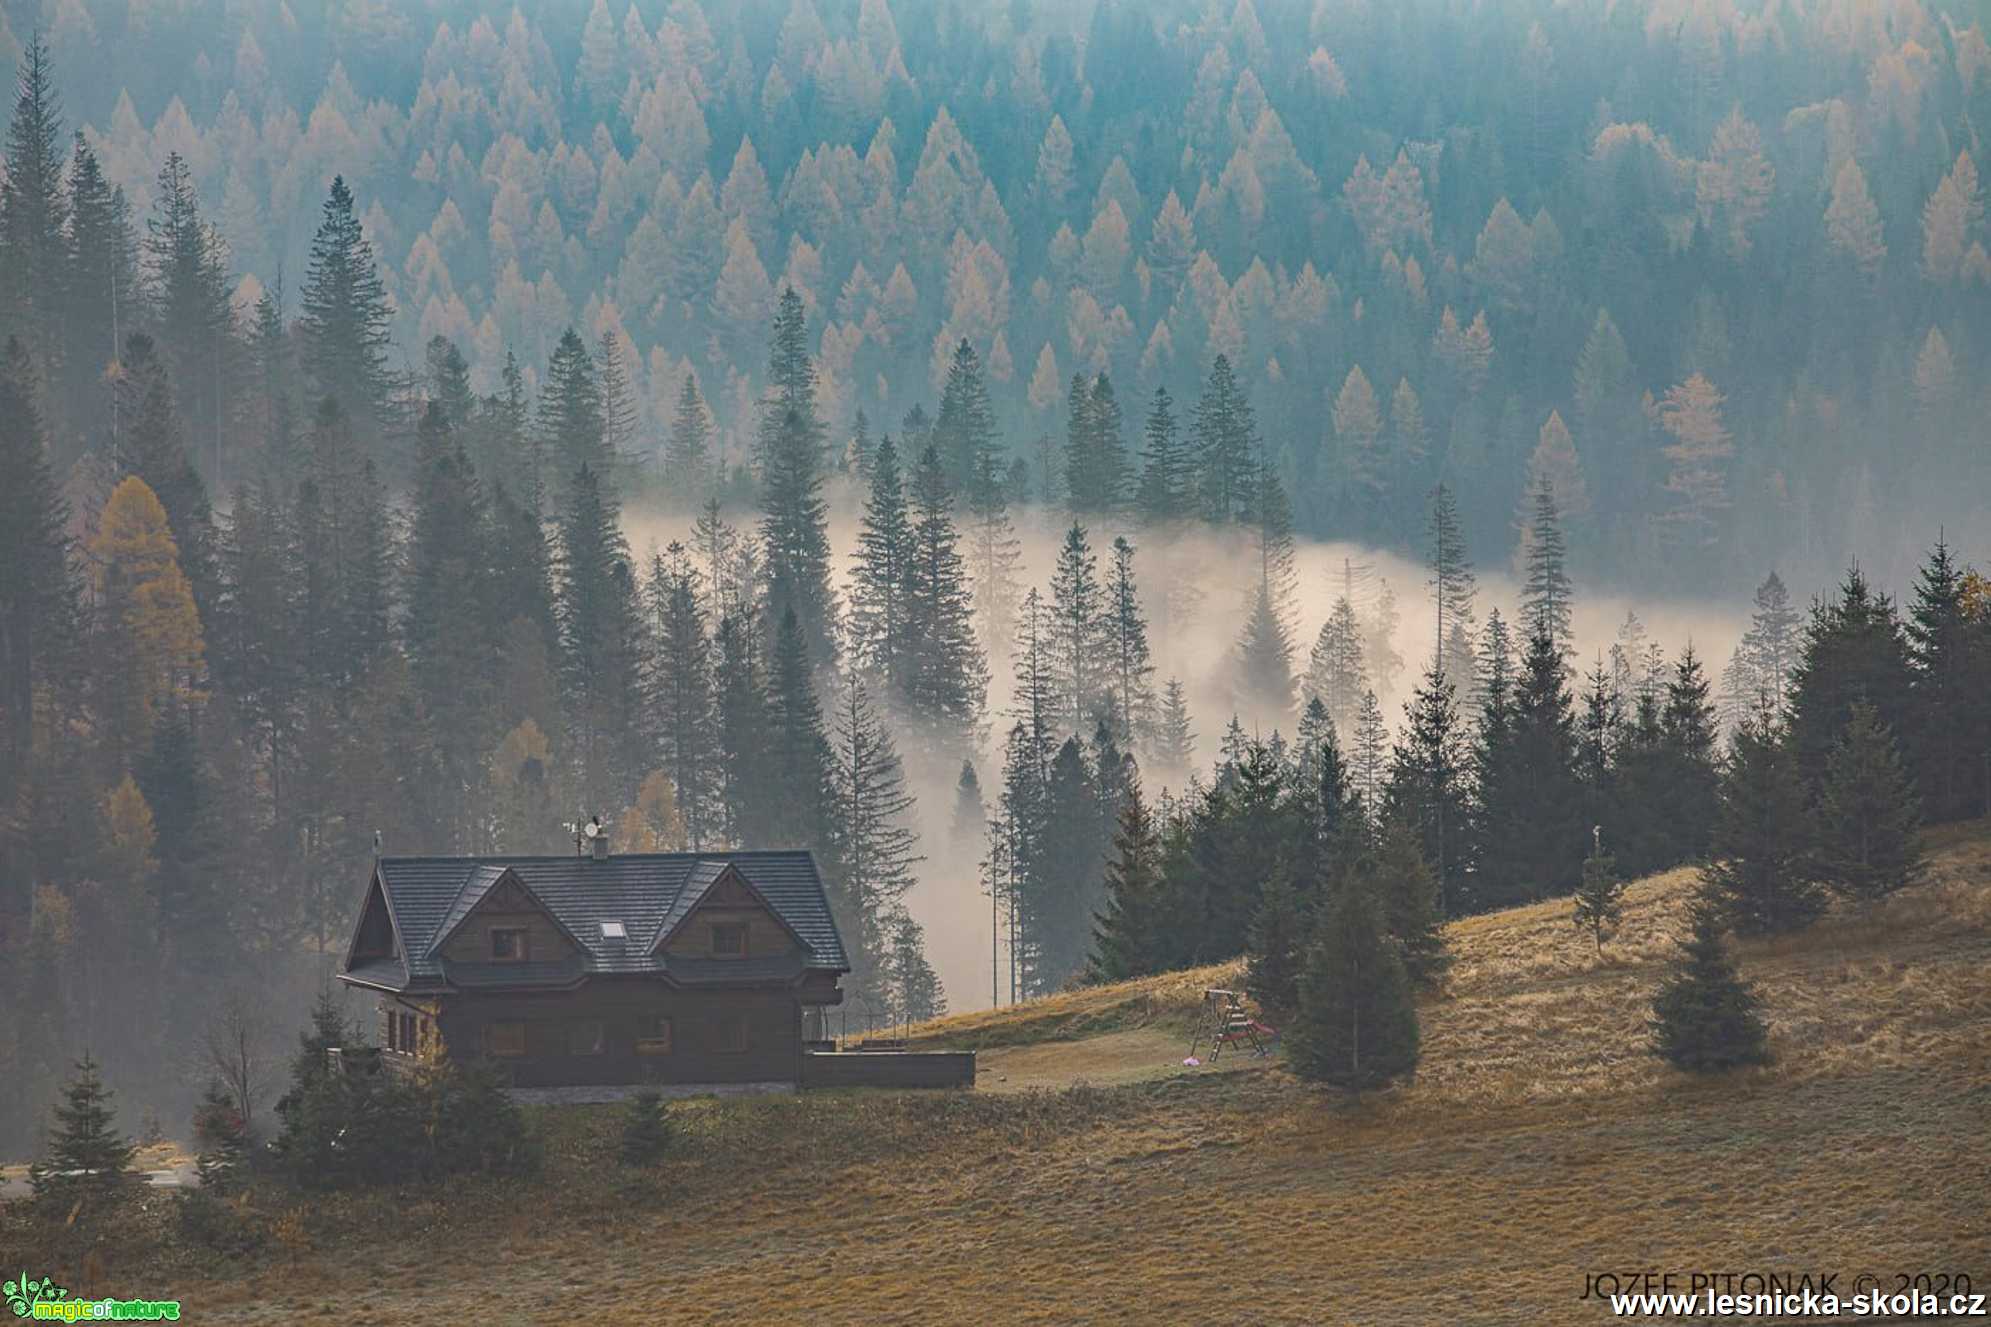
[636,1017,673,1056]
[485,1020,527,1057]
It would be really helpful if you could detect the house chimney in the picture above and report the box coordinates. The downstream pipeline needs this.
[587,812,609,861]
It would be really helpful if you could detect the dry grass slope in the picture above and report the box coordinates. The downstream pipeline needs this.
[69,826,1991,1323]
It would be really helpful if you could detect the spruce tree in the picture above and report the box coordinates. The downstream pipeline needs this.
[144,153,235,479]
[0,350,71,758]
[1370,816,1448,985]
[1905,538,1987,821]
[1787,566,1914,790]
[1572,829,1624,953]
[619,1090,672,1166]
[1244,861,1306,1016]
[424,335,476,431]
[191,1078,247,1192]
[1236,577,1297,722]
[555,462,647,814]
[1305,595,1369,737]
[766,607,834,847]
[848,433,912,691]
[1,35,70,356]
[538,328,609,487]
[1089,783,1166,981]
[757,289,838,666]
[1649,898,1769,1072]
[1155,677,1195,774]
[1723,570,1800,720]
[1103,536,1157,748]
[902,443,986,756]
[1136,384,1192,523]
[1383,666,1470,917]
[1813,702,1926,903]
[885,911,946,1024]
[666,371,713,495]
[1702,706,1825,936]
[1063,372,1128,513]
[824,672,921,1005]
[1351,689,1388,809]
[951,759,986,857]
[933,338,998,496]
[298,176,392,430]
[1519,474,1573,655]
[1288,883,1420,1090]
[116,331,221,617]
[1049,522,1107,733]
[61,133,138,445]
[29,1054,137,1209]
[1426,485,1478,691]
[714,611,773,847]
[1656,645,1721,860]
[1193,354,1258,523]
[646,544,720,850]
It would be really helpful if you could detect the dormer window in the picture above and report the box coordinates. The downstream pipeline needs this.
[711,923,747,958]
[490,927,529,961]
[600,921,626,941]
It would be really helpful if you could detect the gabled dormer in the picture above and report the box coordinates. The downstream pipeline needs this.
[344,868,403,968]
[653,862,812,962]
[430,866,585,965]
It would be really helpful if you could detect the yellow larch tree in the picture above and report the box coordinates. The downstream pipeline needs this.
[89,476,206,746]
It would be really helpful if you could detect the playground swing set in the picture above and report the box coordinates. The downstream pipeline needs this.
[1187,988,1280,1062]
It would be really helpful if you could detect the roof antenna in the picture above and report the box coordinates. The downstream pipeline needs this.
[373,829,382,861]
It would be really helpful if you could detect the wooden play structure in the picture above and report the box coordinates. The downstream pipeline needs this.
[1189,988,1279,1061]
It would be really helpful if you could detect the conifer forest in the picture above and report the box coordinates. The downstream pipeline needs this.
[2,0,1990,1151]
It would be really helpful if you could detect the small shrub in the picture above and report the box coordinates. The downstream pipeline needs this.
[174,1188,265,1257]
[619,1090,673,1166]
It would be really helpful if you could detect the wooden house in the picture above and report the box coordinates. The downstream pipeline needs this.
[338,841,850,1089]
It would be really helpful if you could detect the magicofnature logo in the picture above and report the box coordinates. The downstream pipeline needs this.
[4,1272,67,1318]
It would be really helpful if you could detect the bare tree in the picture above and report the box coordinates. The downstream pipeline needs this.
[201,989,273,1140]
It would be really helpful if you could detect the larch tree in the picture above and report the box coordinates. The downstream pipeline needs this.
[90,477,206,757]
[1654,372,1732,557]
[1333,364,1384,528]
[1823,158,1885,279]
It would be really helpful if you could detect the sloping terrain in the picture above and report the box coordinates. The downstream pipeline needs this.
[72,827,1991,1321]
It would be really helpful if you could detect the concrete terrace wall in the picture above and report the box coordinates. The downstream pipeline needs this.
[800,1050,976,1090]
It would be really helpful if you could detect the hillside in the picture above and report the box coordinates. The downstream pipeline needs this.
[28,825,1991,1324]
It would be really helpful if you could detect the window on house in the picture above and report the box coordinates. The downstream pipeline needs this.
[710,923,747,957]
[600,920,626,940]
[485,1021,527,1057]
[568,1019,605,1056]
[490,927,529,961]
[385,1008,398,1052]
[716,1011,749,1054]
[636,1017,673,1056]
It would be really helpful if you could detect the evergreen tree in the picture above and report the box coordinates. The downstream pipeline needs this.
[1383,666,1470,916]
[1904,539,1987,821]
[597,329,638,476]
[1244,861,1306,1015]
[1022,734,1106,991]
[1193,354,1258,523]
[848,433,912,691]
[1572,829,1624,953]
[1649,899,1769,1072]
[1048,522,1107,733]
[1288,883,1420,1090]
[1426,485,1477,691]
[902,443,986,755]
[1703,706,1825,936]
[714,611,773,847]
[298,176,392,430]
[143,153,234,476]
[1089,783,1166,981]
[555,463,646,814]
[1372,816,1449,986]
[951,759,986,857]
[424,336,476,431]
[666,371,713,495]
[538,328,609,487]
[29,1053,137,1209]
[1474,622,1584,909]
[934,338,998,496]
[116,331,221,616]
[1787,566,1914,791]
[1064,372,1129,513]
[0,349,71,758]
[646,544,720,850]
[1136,384,1192,523]
[618,1090,672,1166]
[1305,595,1368,737]
[1,35,70,357]
[766,606,833,846]
[825,671,920,1003]
[757,291,837,667]
[1236,577,1297,722]
[1155,677,1195,774]
[1519,474,1573,655]
[885,911,946,1024]
[1723,570,1800,721]
[1351,690,1389,809]
[191,1078,248,1192]
[1103,536,1156,747]
[61,133,138,444]
[1813,702,1925,903]
[1656,645,1721,859]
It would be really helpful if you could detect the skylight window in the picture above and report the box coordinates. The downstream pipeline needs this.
[600,921,627,940]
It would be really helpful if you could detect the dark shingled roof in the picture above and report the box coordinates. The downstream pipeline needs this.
[341,851,848,993]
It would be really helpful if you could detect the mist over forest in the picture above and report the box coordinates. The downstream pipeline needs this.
[1,0,1988,1148]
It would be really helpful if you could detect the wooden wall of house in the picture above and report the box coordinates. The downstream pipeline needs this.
[663,878,802,961]
[438,909,578,964]
[434,981,804,1087]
